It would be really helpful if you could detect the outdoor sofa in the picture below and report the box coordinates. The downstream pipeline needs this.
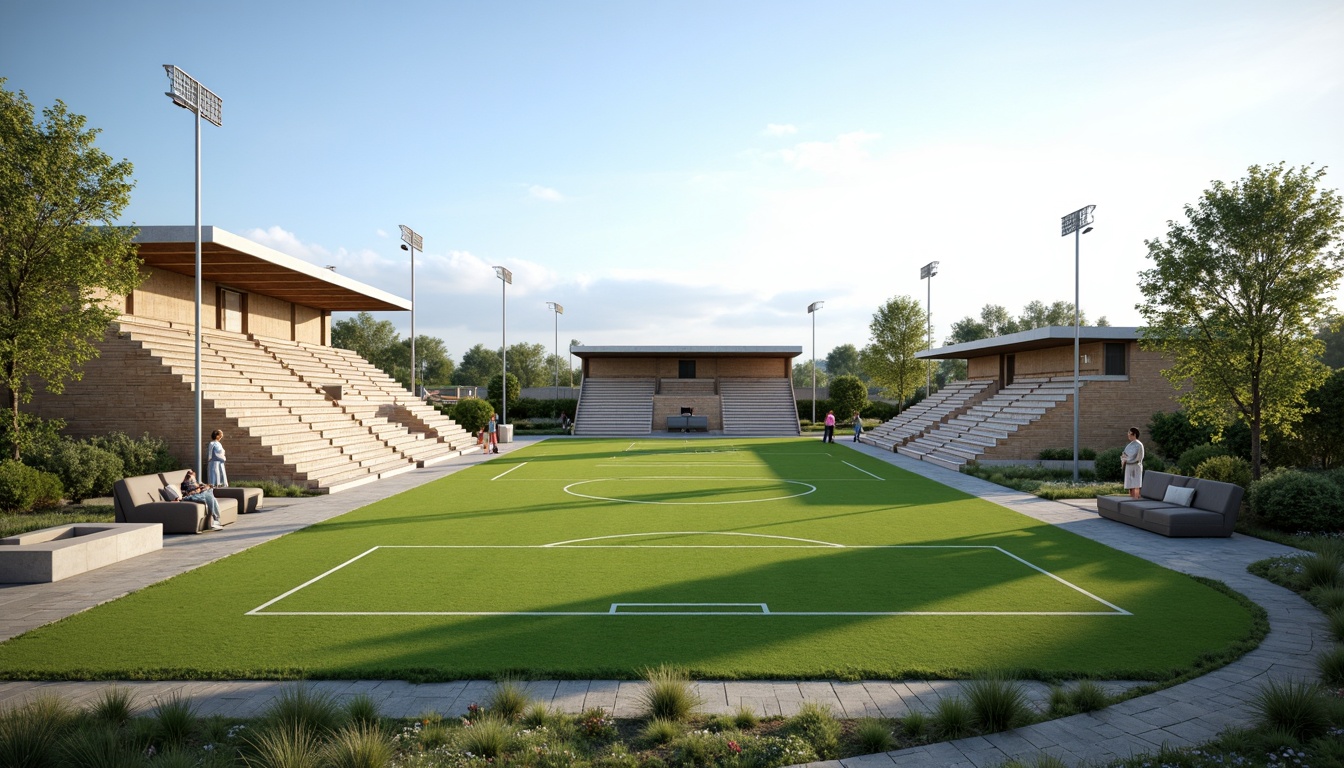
[112,471,263,534]
[1095,470,1243,538]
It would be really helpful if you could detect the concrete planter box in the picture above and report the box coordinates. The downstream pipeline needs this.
[0,523,162,583]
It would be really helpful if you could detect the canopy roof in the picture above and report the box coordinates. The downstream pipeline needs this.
[916,326,1142,359]
[134,226,410,312]
[571,345,802,359]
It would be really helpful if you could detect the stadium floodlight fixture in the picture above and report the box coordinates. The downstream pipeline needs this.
[1061,205,1096,482]
[921,261,940,397]
[162,65,222,477]
[808,301,824,426]
[547,302,564,393]
[495,266,512,426]
[400,225,423,398]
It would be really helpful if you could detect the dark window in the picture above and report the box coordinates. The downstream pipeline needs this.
[678,360,696,379]
[1002,354,1015,386]
[1104,343,1127,375]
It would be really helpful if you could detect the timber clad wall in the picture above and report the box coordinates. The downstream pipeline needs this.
[128,265,328,345]
[586,357,787,379]
[132,267,217,325]
[248,293,291,340]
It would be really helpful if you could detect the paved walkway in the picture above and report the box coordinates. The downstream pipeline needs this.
[0,437,1327,768]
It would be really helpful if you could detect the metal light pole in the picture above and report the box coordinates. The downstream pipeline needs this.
[494,266,512,424]
[1060,205,1096,482]
[921,261,939,397]
[808,301,824,425]
[547,302,564,396]
[400,225,422,398]
[163,65,222,478]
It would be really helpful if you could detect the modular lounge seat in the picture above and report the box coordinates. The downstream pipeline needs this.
[113,472,261,534]
[1096,470,1244,538]
[160,470,264,515]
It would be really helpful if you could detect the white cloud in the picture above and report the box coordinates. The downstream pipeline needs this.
[375,228,388,238]
[528,184,565,202]
[777,131,880,175]
[762,123,797,137]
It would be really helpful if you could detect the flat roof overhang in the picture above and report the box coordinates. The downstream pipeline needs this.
[572,345,802,360]
[133,226,410,312]
[916,326,1142,360]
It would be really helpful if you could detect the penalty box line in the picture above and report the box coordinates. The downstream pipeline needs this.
[247,542,1130,617]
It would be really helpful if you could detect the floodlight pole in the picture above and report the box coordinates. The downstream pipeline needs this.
[1060,205,1096,483]
[163,65,221,478]
[400,226,423,398]
[808,301,824,425]
[921,261,939,398]
[547,302,564,396]
[495,266,512,424]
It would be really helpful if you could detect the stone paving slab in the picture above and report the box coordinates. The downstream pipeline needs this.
[0,436,1327,768]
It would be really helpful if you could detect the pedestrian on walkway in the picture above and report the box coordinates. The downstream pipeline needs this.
[1121,427,1145,499]
[488,413,499,454]
[206,429,228,487]
[852,411,863,442]
[823,410,836,443]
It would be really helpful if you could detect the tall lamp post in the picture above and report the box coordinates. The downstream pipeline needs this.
[1060,205,1096,482]
[920,261,939,397]
[494,266,512,425]
[399,225,422,398]
[163,65,222,477]
[808,301,824,425]
[547,302,564,396]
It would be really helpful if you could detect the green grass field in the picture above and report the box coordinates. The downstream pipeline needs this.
[0,438,1257,681]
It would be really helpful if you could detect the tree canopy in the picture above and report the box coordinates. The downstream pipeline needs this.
[331,312,399,372]
[452,344,502,387]
[861,295,928,405]
[828,374,868,421]
[825,344,863,380]
[792,359,828,390]
[1138,163,1344,478]
[0,81,141,459]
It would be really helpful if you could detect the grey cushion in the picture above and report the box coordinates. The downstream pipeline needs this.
[1142,507,1227,536]
[160,485,181,501]
[1139,472,1177,501]
[1162,485,1196,506]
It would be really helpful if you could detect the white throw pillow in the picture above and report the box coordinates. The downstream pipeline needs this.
[1162,485,1196,507]
[160,485,182,502]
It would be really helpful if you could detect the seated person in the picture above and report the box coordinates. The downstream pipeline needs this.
[180,469,223,531]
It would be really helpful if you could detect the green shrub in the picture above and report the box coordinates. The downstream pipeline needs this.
[32,440,123,502]
[487,679,531,722]
[1249,469,1344,533]
[1147,410,1215,461]
[1176,443,1231,477]
[57,723,142,768]
[86,432,176,477]
[899,710,928,741]
[452,397,495,434]
[1251,679,1331,740]
[931,697,974,739]
[730,704,758,730]
[639,716,682,746]
[0,694,76,768]
[1330,606,1344,642]
[0,460,64,513]
[261,685,344,735]
[455,714,514,758]
[637,664,701,722]
[1038,448,1097,460]
[1094,447,1123,482]
[963,675,1031,732]
[87,686,136,726]
[1194,455,1252,487]
[829,375,868,422]
[1301,552,1344,590]
[786,702,840,759]
[854,717,895,753]
[861,401,899,422]
[1309,585,1344,613]
[1067,680,1109,713]
[244,723,322,768]
[1046,686,1074,717]
[342,693,380,728]
[152,690,198,748]
[320,722,394,768]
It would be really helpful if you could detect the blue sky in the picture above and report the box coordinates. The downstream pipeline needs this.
[3,1,1342,364]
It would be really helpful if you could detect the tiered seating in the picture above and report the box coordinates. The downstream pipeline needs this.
[860,379,995,451]
[897,378,1078,471]
[574,378,655,435]
[659,378,716,396]
[720,378,800,436]
[251,339,477,467]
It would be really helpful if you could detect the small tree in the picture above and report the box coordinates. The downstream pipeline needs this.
[451,397,494,434]
[1138,163,1344,478]
[861,296,927,407]
[0,81,141,459]
[792,360,828,389]
[488,372,520,419]
[828,375,868,422]
[331,311,399,372]
[452,343,501,387]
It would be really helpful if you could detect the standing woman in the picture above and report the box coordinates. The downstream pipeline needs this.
[206,429,229,487]
[1120,427,1144,499]
[852,411,863,442]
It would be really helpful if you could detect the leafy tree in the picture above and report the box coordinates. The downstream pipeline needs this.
[792,360,828,390]
[828,374,868,422]
[387,334,454,388]
[0,81,141,459]
[542,353,579,388]
[1275,369,1344,469]
[332,312,399,372]
[860,295,928,406]
[505,342,548,388]
[452,343,501,386]
[1138,163,1344,478]
[1318,315,1344,369]
[1146,410,1215,460]
[451,397,493,433]
[825,344,863,380]
[487,372,520,411]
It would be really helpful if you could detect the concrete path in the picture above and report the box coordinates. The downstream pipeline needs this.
[0,436,1327,768]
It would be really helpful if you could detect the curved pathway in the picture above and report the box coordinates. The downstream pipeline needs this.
[0,437,1327,768]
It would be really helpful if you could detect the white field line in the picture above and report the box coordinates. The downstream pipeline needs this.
[843,461,884,480]
[247,542,1129,617]
[491,462,526,481]
[563,478,816,505]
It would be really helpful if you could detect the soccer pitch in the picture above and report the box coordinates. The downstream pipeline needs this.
[0,439,1256,681]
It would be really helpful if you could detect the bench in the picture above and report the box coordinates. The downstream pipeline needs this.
[1096,471,1243,538]
[0,523,162,583]
[667,415,709,432]
[112,472,262,534]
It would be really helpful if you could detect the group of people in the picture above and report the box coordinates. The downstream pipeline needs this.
[819,410,864,444]
[169,429,231,531]
[478,414,500,454]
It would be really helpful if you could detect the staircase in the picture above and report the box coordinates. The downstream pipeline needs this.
[574,378,655,435]
[896,378,1079,471]
[114,319,478,492]
[860,379,996,451]
[720,378,800,436]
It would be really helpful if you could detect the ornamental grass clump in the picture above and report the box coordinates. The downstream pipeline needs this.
[486,678,531,722]
[1301,551,1344,590]
[964,674,1032,732]
[341,693,381,728]
[1067,680,1109,713]
[243,723,322,768]
[1251,679,1331,741]
[1318,645,1344,686]
[786,701,841,759]
[639,716,683,746]
[731,703,759,730]
[854,717,896,753]
[88,685,136,726]
[56,723,143,768]
[1,694,76,768]
[636,664,701,722]
[1329,605,1344,643]
[262,685,344,736]
[456,714,514,759]
[152,690,199,749]
[320,721,394,768]
[899,710,928,742]
[1310,585,1344,613]
[932,697,974,740]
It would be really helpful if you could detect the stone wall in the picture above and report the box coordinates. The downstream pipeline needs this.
[652,396,723,431]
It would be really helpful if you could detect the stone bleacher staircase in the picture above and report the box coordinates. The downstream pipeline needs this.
[574,378,656,436]
[720,378,801,436]
[859,379,996,451]
[115,319,478,493]
[894,378,1078,471]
